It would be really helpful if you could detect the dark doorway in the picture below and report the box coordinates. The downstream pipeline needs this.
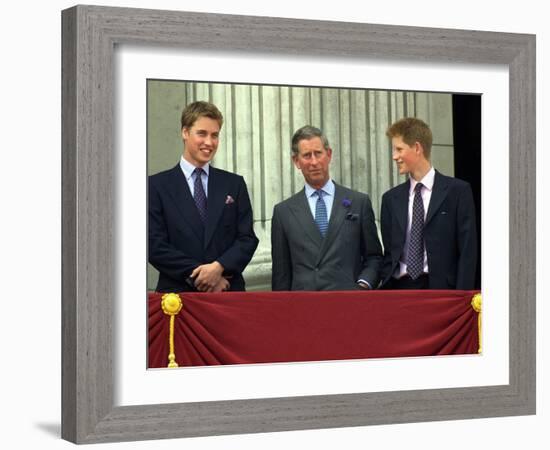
[452,94,482,289]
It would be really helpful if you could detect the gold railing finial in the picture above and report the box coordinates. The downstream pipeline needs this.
[471,293,482,353]
[161,293,183,368]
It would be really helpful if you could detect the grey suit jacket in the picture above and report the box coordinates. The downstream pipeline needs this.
[271,183,383,291]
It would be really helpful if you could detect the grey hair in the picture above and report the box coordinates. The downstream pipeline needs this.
[291,125,330,156]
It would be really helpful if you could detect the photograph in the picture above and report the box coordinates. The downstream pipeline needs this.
[146,79,483,368]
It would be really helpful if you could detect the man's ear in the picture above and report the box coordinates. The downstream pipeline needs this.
[292,155,300,169]
[181,127,189,141]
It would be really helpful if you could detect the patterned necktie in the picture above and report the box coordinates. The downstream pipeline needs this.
[406,182,425,279]
[314,189,329,237]
[193,168,207,223]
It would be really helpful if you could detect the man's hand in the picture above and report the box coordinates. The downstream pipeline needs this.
[191,261,224,292]
[210,277,230,293]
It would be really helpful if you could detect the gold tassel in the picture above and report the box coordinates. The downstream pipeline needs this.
[471,293,482,354]
[161,293,183,368]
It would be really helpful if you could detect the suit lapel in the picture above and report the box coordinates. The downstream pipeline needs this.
[393,180,410,234]
[316,184,347,265]
[165,166,205,241]
[425,171,449,226]
[288,189,323,249]
[204,167,226,249]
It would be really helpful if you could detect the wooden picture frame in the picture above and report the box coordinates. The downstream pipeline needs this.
[61,5,535,443]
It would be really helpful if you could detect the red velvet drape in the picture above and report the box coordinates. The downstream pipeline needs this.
[148,290,480,368]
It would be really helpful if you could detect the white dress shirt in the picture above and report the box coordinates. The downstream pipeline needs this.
[179,156,210,197]
[395,166,435,279]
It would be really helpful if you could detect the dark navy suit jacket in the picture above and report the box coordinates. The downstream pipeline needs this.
[148,164,258,292]
[380,171,477,289]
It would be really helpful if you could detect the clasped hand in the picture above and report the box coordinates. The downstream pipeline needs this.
[190,261,229,292]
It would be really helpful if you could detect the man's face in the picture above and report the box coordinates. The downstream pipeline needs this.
[391,135,421,175]
[182,116,221,167]
[293,137,332,189]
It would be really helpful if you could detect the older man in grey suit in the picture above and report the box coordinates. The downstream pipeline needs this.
[271,125,383,291]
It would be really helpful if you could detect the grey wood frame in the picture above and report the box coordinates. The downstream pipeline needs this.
[61,5,536,444]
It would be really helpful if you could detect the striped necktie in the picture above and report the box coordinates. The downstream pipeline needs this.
[314,189,329,237]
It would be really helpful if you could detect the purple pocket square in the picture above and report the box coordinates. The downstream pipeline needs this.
[225,195,235,204]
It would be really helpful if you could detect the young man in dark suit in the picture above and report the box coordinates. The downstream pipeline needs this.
[148,101,258,292]
[380,117,477,290]
[271,125,382,291]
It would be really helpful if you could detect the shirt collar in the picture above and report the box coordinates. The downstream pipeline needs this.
[179,156,210,180]
[305,179,335,198]
[409,167,435,194]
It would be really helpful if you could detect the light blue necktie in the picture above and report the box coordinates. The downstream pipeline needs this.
[314,189,329,237]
